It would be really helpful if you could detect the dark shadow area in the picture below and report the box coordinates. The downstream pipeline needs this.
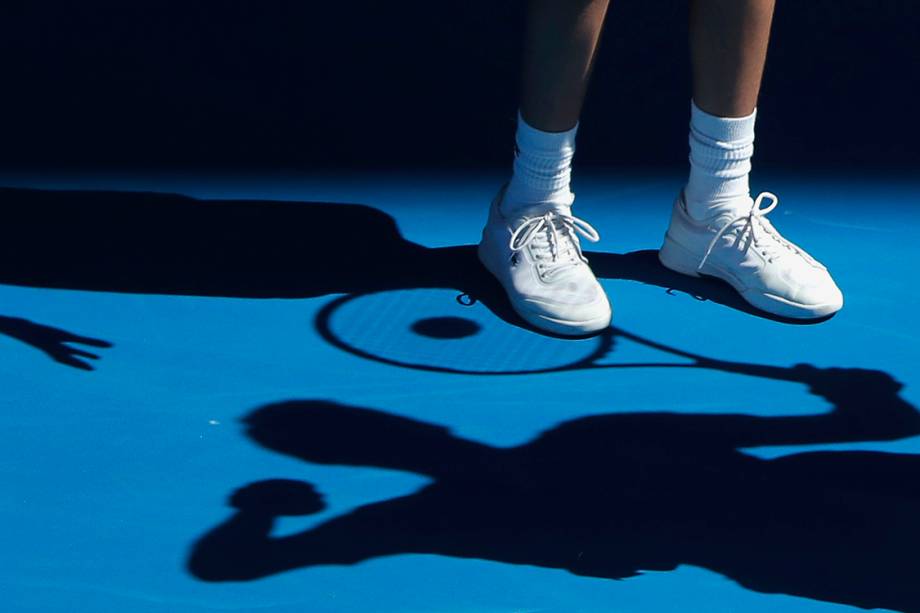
[1,2,918,171]
[8,187,909,607]
[187,332,920,612]
[0,186,818,331]
[0,315,112,370]
[410,316,481,340]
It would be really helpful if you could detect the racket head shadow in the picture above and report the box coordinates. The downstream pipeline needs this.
[315,289,614,375]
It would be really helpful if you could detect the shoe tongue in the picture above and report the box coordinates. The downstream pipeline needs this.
[504,189,575,220]
[510,202,573,225]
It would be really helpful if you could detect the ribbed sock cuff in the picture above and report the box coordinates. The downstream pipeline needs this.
[515,111,578,157]
[690,100,756,143]
[504,111,578,212]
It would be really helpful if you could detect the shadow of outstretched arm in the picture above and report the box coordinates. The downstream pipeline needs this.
[606,327,920,447]
[732,365,920,447]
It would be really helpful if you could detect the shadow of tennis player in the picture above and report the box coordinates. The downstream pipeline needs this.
[189,340,920,613]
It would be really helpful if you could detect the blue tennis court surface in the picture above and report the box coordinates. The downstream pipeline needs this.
[2,172,918,612]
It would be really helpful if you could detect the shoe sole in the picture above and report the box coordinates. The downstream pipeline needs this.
[513,302,612,337]
[658,235,842,320]
[477,243,612,336]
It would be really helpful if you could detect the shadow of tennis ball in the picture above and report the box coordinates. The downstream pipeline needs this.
[410,317,481,339]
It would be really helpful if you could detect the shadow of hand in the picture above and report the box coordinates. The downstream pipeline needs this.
[0,315,113,370]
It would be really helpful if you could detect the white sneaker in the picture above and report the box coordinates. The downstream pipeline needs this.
[478,186,612,335]
[658,191,844,319]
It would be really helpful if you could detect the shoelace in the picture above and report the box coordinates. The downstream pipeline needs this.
[697,191,825,273]
[508,211,600,278]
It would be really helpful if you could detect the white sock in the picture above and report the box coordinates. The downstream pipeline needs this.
[684,100,757,221]
[502,111,577,215]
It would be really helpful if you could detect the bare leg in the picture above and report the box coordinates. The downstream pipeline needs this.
[689,0,776,117]
[520,0,611,132]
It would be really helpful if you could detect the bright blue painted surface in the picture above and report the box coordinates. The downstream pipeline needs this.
[1,172,917,612]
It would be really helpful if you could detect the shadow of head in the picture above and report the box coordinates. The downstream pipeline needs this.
[244,400,464,475]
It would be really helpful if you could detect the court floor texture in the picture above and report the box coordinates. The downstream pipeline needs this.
[1,172,919,613]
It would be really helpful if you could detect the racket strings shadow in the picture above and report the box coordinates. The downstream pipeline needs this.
[189,360,920,612]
